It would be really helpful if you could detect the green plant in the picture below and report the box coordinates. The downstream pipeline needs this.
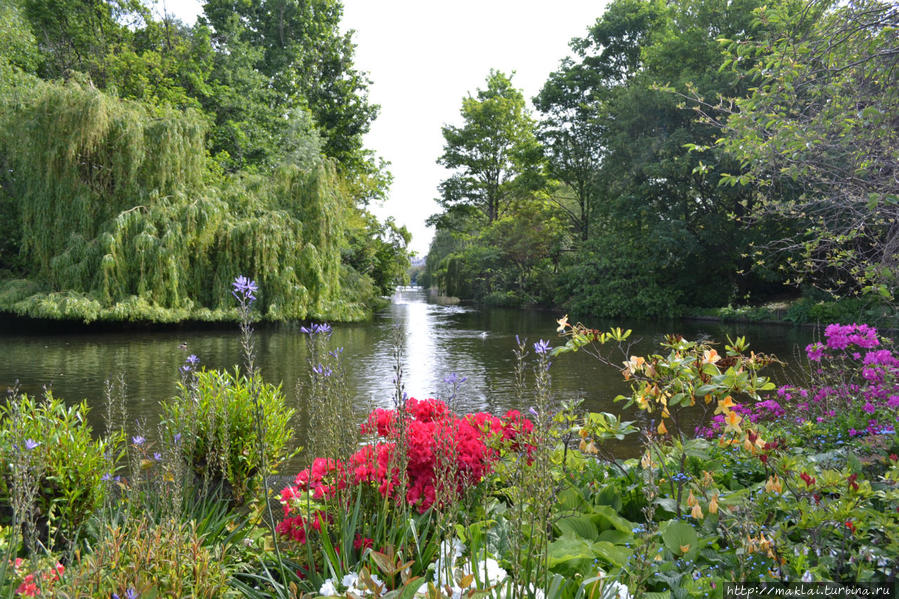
[162,368,296,504]
[0,392,124,548]
[55,515,242,598]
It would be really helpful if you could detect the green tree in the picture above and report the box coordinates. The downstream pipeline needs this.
[22,0,148,83]
[550,0,782,315]
[200,0,380,187]
[437,70,542,224]
[712,0,899,299]
[534,56,606,242]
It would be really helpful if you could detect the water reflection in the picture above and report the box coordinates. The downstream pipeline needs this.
[0,287,818,455]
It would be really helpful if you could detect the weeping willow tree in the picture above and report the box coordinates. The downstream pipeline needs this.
[0,79,365,322]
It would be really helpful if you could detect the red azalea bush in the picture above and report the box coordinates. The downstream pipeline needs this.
[276,398,534,546]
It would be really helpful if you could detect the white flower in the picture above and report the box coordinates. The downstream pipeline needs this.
[342,572,359,589]
[319,578,339,596]
[467,557,507,586]
[608,581,631,599]
[432,538,466,586]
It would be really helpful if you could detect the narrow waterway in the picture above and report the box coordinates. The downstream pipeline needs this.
[0,287,817,455]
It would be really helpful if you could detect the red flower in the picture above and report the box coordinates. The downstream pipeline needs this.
[800,472,815,488]
[353,534,374,551]
[280,399,535,538]
[845,520,855,533]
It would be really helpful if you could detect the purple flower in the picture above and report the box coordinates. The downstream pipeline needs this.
[186,354,199,366]
[444,372,468,386]
[126,589,139,599]
[24,438,39,451]
[102,473,112,481]
[231,275,258,303]
[153,452,162,461]
[173,433,181,444]
[806,342,825,362]
[132,435,145,446]
[533,339,551,355]
[312,364,332,377]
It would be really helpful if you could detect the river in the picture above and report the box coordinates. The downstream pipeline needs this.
[0,287,818,457]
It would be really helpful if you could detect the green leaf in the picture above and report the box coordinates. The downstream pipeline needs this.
[556,515,599,539]
[661,521,698,556]
[591,505,635,534]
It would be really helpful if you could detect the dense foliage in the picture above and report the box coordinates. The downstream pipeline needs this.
[2,276,897,596]
[424,0,897,321]
[0,0,409,323]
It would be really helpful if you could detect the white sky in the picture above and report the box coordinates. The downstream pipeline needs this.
[158,0,608,255]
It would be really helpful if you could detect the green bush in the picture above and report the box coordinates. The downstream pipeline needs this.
[57,516,242,598]
[162,369,295,504]
[0,393,124,545]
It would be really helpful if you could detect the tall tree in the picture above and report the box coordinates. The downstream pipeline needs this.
[534,56,606,242]
[200,0,379,185]
[437,70,542,224]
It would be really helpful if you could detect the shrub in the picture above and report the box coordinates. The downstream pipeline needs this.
[161,368,295,504]
[0,392,123,546]
[56,516,241,598]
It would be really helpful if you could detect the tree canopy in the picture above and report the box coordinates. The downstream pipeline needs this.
[0,0,409,323]
[424,0,896,322]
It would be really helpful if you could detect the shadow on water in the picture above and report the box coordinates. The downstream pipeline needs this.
[0,287,818,460]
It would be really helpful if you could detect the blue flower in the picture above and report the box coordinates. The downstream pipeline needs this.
[231,275,258,302]
[132,435,145,446]
[186,354,199,366]
[533,339,551,355]
[24,438,39,451]
[173,433,181,444]
[444,372,468,386]
[153,452,162,461]
[126,589,139,599]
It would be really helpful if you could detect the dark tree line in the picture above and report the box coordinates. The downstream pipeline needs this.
[424,0,897,321]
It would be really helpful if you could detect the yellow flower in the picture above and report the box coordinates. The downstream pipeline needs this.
[724,410,742,434]
[691,503,703,519]
[624,355,645,375]
[657,420,668,435]
[714,396,736,415]
[765,475,782,494]
[556,314,569,333]
[708,494,719,514]
[679,544,691,554]
[743,437,755,453]
[686,489,698,507]
[641,451,654,469]
[702,349,721,364]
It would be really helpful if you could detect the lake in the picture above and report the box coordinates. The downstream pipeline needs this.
[0,287,818,458]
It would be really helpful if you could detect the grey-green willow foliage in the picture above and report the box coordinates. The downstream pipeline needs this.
[0,78,368,322]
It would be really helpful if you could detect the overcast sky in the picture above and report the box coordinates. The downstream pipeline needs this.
[159,0,608,255]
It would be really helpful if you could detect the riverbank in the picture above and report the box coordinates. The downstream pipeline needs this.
[0,280,383,326]
[684,297,898,332]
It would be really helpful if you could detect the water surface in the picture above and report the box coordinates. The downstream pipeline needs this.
[0,287,817,455]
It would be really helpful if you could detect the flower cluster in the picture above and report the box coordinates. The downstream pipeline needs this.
[9,559,64,596]
[277,399,534,546]
[702,323,897,439]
